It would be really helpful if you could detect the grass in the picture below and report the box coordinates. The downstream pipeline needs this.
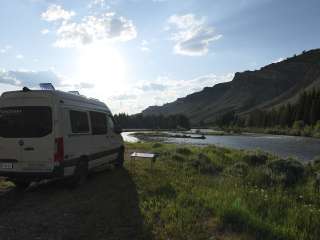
[0,177,14,191]
[125,142,320,240]
[1,143,319,239]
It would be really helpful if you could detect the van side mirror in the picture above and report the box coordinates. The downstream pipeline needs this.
[114,125,122,134]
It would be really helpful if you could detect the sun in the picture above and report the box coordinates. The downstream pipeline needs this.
[75,42,127,92]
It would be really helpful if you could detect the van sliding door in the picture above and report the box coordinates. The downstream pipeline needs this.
[89,111,111,167]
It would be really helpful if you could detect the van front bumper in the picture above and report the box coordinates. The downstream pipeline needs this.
[0,166,64,182]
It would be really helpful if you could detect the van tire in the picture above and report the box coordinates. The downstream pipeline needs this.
[14,181,30,190]
[115,148,124,168]
[68,159,88,188]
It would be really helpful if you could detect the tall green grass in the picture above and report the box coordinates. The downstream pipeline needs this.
[126,142,320,240]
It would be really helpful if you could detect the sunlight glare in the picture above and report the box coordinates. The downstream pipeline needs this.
[76,42,127,93]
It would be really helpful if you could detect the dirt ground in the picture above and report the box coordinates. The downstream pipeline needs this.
[0,168,150,240]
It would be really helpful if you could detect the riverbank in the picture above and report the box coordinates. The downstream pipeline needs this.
[123,131,320,161]
[211,126,320,138]
[0,143,319,239]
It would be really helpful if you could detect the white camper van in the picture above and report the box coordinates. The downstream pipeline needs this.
[0,87,124,188]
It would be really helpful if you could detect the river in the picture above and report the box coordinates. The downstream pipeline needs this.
[121,131,320,162]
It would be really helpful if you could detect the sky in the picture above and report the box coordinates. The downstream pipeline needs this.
[0,0,319,114]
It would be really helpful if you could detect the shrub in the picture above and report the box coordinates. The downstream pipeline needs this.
[243,152,268,166]
[152,143,163,148]
[268,159,305,186]
[150,183,176,199]
[245,167,274,187]
[220,207,293,240]
[176,147,192,156]
[226,162,249,177]
[293,120,304,130]
[189,153,223,175]
[172,154,186,163]
[198,153,210,162]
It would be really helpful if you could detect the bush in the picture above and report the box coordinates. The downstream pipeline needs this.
[245,167,274,187]
[243,152,268,166]
[150,183,176,199]
[226,162,249,177]
[176,147,192,156]
[268,159,305,186]
[172,154,186,163]
[293,120,304,130]
[152,143,163,148]
[221,207,293,240]
[189,153,223,175]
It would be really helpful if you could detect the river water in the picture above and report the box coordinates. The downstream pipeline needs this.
[121,131,320,162]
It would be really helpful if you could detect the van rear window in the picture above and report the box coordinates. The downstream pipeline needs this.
[0,106,52,138]
[69,110,89,133]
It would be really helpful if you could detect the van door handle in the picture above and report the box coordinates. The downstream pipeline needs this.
[24,147,34,151]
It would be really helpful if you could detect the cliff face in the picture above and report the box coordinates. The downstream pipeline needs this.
[142,49,320,124]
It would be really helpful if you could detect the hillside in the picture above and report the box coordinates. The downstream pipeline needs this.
[142,49,320,124]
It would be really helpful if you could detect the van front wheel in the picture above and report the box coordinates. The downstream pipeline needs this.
[115,148,124,168]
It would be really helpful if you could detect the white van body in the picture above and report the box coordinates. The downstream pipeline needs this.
[0,89,124,185]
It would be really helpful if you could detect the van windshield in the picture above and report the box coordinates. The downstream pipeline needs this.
[0,106,52,138]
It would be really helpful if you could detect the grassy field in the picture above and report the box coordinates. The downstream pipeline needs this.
[126,142,320,240]
[0,143,320,239]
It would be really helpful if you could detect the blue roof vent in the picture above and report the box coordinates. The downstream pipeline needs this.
[39,83,55,90]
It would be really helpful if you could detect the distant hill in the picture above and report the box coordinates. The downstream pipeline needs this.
[142,49,320,124]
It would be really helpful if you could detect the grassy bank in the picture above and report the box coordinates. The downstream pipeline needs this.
[126,142,320,240]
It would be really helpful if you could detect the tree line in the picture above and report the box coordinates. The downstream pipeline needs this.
[213,89,320,136]
[245,89,320,128]
[114,113,190,130]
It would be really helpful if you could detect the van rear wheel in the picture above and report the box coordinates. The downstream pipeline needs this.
[68,159,88,188]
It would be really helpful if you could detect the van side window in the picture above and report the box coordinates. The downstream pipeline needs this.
[69,110,89,133]
[90,111,107,135]
[107,115,115,132]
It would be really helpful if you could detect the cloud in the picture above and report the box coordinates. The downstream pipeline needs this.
[41,29,50,35]
[74,82,95,89]
[0,69,95,91]
[41,4,75,22]
[273,57,284,63]
[0,70,63,88]
[140,40,150,52]
[51,12,137,48]
[110,94,137,101]
[16,54,24,59]
[108,73,234,114]
[167,14,222,56]
[140,83,168,91]
[0,45,12,54]
[88,0,107,9]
